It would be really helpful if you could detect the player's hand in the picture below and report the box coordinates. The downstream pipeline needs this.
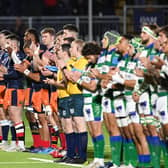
[134,68,144,77]
[14,64,27,73]
[69,71,82,83]
[43,78,56,85]
[139,57,151,68]
[90,68,100,78]
[151,56,165,69]
[101,79,110,88]
[41,67,53,76]
[0,65,7,73]
[56,59,66,69]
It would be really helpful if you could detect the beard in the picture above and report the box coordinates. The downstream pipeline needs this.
[141,39,149,45]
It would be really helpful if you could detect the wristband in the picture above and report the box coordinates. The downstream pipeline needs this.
[112,73,125,84]
[134,90,142,96]
[77,78,83,85]
[62,66,67,71]
[161,64,168,75]
[140,117,146,126]
[107,82,113,89]
[24,69,30,76]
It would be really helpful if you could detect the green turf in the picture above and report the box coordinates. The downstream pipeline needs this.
[0,113,165,168]
[0,113,111,168]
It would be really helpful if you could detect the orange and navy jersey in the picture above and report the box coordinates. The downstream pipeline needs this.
[0,50,9,105]
[4,51,26,89]
[31,67,42,92]
[31,88,50,113]
[30,67,49,112]
[24,87,33,106]
[3,88,25,110]
[0,49,9,68]
[0,85,6,105]
[0,49,9,86]
[24,71,33,106]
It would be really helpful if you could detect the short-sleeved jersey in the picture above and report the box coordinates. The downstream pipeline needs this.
[97,48,120,74]
[158,52,168,95]
[137,43,158,70]
[0,50,9,85]
[136,43,160,94]
[96,48,121,97]
[4,51,26,89]
[67,56,88,94]
[117,54,138,96]
[57,69,70,98]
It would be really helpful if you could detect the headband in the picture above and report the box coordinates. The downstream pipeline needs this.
[142,26,157,40]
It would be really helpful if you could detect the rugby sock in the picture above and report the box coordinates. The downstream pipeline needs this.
[29,122,40,147]
[10,125,16,141]
[74,133,78,154]
[127,138,137,166]
[123,137,129,165]
[150,136,160,168]
[66,132,76,158]
[41,140,50,148]
[32,134,41,148]
[49,127,58,148]
[94,134,105,158]
[138,154,151,167]
[0,120,10,141]
[0,135,2,143]
[110,135,122,166]
[14,121,25,149]
[92,137,97,158]
[165,140,168,167]
[76,132,88,160]
[161,140,168,167]
[9,122,16,147]
[59,132,66,150]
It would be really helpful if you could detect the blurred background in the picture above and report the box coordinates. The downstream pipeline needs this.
[0,0,168,41]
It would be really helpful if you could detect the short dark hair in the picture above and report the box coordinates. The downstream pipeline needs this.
[63,24,78,33]
[73,39,85,53]
[6,34,20,46]
[122,34,134,41]
[82,42,101,56]
[157,25,168,38]
[55,30,64,38]
[25,28,39,43]
[0,29,12,36]
[63,37,75,44]
[41,27,56,37]
[6,33,20,42]
[61,43,71,56]
[61,43,71,51]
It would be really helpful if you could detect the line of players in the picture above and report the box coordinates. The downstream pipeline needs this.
[0,24,168,168]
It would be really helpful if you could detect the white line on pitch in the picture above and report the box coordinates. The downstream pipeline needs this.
[58,162,82,167]
[29,157,83,167]
[0,162,48,164]
[28,157,53,163]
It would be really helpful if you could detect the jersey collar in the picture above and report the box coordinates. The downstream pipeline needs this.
[145,43,154,49]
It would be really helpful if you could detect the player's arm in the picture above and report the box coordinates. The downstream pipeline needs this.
[14,64,41,82]
[24,70,41,82]
[43,78,66,89]
[77,79,97,92]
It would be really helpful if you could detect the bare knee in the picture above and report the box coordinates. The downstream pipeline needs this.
[73,117,86,132]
